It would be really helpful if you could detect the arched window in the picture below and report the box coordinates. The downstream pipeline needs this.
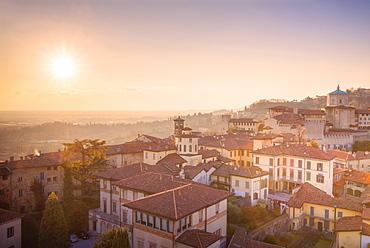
[355,190,362,197]
[189,145,192,152]
[347,188,353,196]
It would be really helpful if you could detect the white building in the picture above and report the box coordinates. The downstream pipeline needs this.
[0,208,22,248]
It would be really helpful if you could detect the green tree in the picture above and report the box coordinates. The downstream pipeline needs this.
[38,192,69,248]
[93,228,130,248]
[22,213,39,248]
[227,202,242,224]
[309,140,319,148]
[70,201,89,234]
[30,179,46,221]
[62,165,74,232]
[63,139,109,201]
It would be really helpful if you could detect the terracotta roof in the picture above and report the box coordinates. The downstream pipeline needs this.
[360,185,370,205]
[143,143,176,152]
[205,139,253,151]
[93,163,149,180]
[273,113,302,122]
[198,149,220,159]
[342,169,370,185]
[106,142,153,155]
[231,166,269,178]
[217,156,235,163]
[147,163,180,176]
[9,152,62,169]
[253,133,279,140]
[0,163,11,176]
[0,208,23,224]
[228,226,284,248]
[229,118,258,123]
[124,184,233,220]
[113,172,192,194]
[212,164,236,178]
[328,149,353,160]
[184,165,203,179]
[334,216,362,232]
[287,183,362,212]
[156,153,187,167]
[252,144,336,161]
[324,105,355,110]
[361,222,370,236]
[298,109,326,116]
[199,133,252,146]
[204,160,225,169]
[333,179,345,187]
[176,229,222,248]
[362,207,370,220]
[356,109,370,114]
[324,132,352,136]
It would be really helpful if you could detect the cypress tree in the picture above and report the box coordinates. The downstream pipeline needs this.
[62,165,74,232]
[38,192,69,248]
[93,228,130,248]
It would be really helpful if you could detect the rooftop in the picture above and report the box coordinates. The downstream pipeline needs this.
[176,229,222,248]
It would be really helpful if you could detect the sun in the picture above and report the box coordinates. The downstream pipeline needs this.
[52,58,75,79]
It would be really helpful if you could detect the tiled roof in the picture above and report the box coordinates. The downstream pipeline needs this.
[205,139,253,151]
[253,133,279,140]
[217,156,235,163]
[359,185,370,205]
[298,109,326,115]
[0,208,23,224]
[287,183,362,212]
[184,165,203,179]
[334,216,362,232]
[198,149,220,159]
[148,163,180,176]
[0,163,11,175]
[231,166,269,179]
[105,142,153,155]
[361,222,370,236]
[204,160,225,169]
[212,164,236,178]
[252,144,336,161]
[324,132,352,136]
[229,118,258,123]
[356,109,370,114]
[156,153,187,167]
[362,207,370,220]
[199,133,252,146]
[9,152,62,169]
[93,163,149,180]
[176,229,222,248]
[113,172,191,194]
[324,105,355,109]
[228,227,284,248]
[143,143,176,152]
[124,184,233,220]
[273,113,302,122]
[342,169,370,185]
[328,149,353,160]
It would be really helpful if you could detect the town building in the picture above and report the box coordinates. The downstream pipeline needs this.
[0,208,22,248]
[252,144,336,196]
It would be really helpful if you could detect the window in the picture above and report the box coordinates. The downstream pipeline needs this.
[290,169,294,178]
[230,152,232,157]
[103,180,107,189]
[7,226,14,238]
[255,157,259,164]
[189,145,192,152]
[298,171,302,180]
[213,229,221,235]
[317,163,323,171]
[253,192,258,200]
[39,172,46,179]
[47,166,51,170]
[298,160,302,168]
[235,180,239,187]
[307,161,311,170]
[103,199,107,213]
[153,154,156,160]
[184,145,186,152]
[269,168,273,176]
[290,159,294,167]
[215,203,220,214]
[53,176,57,183]
[113,201,117,213]
[324,220,329,229]
[122,211,128,223]
[269,158,273,166]
[199,210,203,222]
[18,177,23,182]
[306,172,311,181]
[47,177,52,182]
[245,181,249,188]
[317,174,324,183]
[149,243,157,248]
[283,158,287,165]
[310,206,314,216]
[338,211,343,218]
[283,168,286,177]
[54,166,58,170]
[325,209,329,219]
[145,152,148,159]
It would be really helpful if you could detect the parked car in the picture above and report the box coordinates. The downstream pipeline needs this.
[76,231,90,240]
[69,234,79,243]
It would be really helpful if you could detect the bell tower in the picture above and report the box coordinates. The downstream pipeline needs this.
[174,116,185,136]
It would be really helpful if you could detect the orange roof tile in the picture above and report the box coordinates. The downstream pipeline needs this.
[335,216,362,232]
[176,229,222,248]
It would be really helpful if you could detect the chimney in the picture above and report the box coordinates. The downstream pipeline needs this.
[20,156,23,161]
[10,156,14,162]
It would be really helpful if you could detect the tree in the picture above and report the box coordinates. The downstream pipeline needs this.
[38,192,69,248]
[309,140,319,148]
[70,201,89,234]
[62,165,74,232]
[227,202,242,224]
[30,179,46,221]
[62,139,109,201]
[22,213,39,248]
[294,125,306,144]
[93,228,130,248]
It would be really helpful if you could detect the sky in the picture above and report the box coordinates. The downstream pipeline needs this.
[1,0,370,111]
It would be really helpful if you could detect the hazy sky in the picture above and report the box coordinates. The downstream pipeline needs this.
[1,0,370,111]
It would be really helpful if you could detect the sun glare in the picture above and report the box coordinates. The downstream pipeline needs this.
[52,58,75,79]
